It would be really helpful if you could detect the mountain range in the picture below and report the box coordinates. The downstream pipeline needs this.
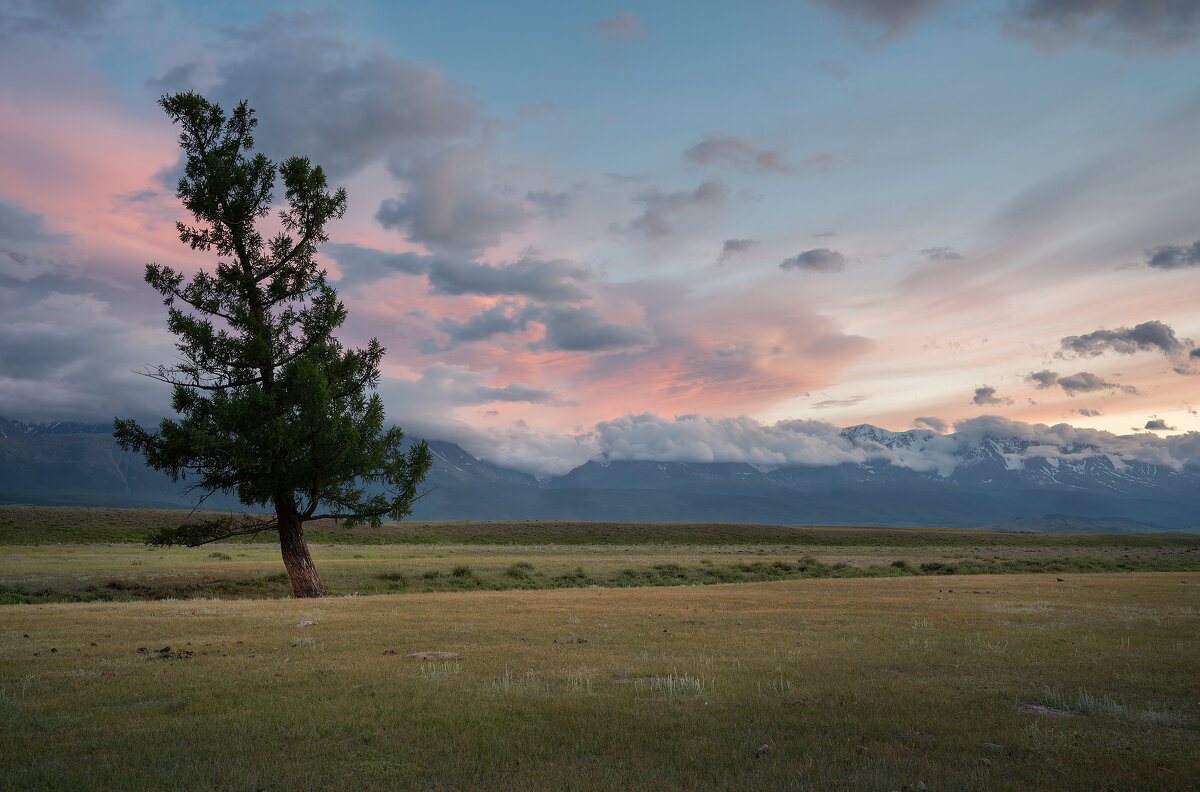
[1,415,1197,532]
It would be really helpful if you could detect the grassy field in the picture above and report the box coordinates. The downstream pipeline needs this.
[2,506,1197,789]
[1,573,1196,790]
[2,505,1199,603]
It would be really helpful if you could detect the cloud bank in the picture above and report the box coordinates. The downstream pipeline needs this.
[450,412,1200,478]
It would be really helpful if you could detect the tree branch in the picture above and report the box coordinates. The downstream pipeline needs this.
[146,514,278,547]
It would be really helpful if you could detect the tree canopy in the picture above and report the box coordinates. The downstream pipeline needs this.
[115,92,431,597]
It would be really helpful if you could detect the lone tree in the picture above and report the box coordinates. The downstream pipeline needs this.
[115,92,431,598]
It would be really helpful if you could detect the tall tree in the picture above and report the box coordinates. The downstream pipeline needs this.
[115,92,431,598]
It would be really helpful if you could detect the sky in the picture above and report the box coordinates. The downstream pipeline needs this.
[1,0,1199,476]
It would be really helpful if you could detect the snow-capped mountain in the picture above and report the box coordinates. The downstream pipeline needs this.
[1,417,1196,531]
[835,424,1193,495]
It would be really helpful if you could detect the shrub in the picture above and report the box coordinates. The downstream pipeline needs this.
[505,564,533,581]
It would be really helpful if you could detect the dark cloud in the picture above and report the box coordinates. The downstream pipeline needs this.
[914,416,948,433]
[0,321,103,379]
[154,15,508,259]
[327,244,590,302]
[1027,368,1137,396]
[325,243,428,285]
[1060,320,1192,360]
[476,383,554,403]
[1004,0,1200,52]
[719,238,760,262]
[780,248,847,273]
[1144,418,1175,431]
[921,246,961,260]
[0,198,69,245]
[186,15,478,180]
[1027,369,1060,389]
[1057,371,1136,396]
[426,257,590,302]
[625,180,728,238]
[378,144,529,253]
[972,385,1008,406]
[1145,239,1200,270]
[0,0,115,39]
[594,11,644,45]
[1073,408,1102,417]
[0,198,72,282]
[144,63,198,95]
[0,291,174,423]
[684,132,794,174]
[810,0,944,43]
[419,302,532,353]
[535,305,653,352]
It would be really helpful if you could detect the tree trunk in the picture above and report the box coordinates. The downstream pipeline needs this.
[277,506,326,598]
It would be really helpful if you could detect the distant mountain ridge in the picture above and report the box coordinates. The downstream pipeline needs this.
[1,416,1197,531]
[0,416,110,437]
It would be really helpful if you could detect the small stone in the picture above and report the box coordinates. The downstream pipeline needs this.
[382,649,397,656]
[979,757,991,767]
[916,783,927,791]
[755,744,770,758]
[981,742,1006,750]
[855,745,868,754]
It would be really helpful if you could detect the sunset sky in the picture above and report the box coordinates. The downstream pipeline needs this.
[2,0,1199,475]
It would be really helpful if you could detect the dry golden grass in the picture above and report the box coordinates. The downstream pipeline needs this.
[1,572,1196,790]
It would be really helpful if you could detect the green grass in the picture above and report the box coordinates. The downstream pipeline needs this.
[1,540,1197,604]
[1,573,1196,790]
[2,505,1197,603]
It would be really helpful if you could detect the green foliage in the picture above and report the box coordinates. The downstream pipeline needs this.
[111,93,431,558]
